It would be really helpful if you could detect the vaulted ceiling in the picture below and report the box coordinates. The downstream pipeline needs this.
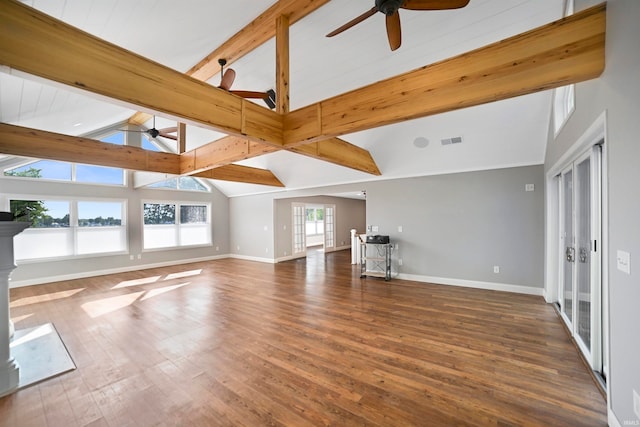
[0,0,605,197]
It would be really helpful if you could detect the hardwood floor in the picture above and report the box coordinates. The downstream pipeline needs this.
[2,249,607,426]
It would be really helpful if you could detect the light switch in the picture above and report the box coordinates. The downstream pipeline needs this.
[617,250,630,274]
[372,226,379,232]
[398,225,403,233]
[525,184,535,192]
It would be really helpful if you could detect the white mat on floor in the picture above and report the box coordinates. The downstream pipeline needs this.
[10,323,76,388]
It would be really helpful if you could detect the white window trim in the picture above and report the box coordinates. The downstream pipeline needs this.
[141,200,212,251]
[3,195,129,262]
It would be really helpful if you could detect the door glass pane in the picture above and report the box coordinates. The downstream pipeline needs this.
[293,204,305,254]
[576,157,591,350]
[562,170,574,323]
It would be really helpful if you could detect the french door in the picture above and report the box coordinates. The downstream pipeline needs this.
[558,145,603,373]
[323,205,335,252]
[292,203,306,257]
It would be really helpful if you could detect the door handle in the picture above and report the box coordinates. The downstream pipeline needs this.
[566,246,575,262]
[579,247,588,263]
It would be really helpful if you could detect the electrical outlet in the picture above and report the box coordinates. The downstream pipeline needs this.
[633,389,640,420]
[265,247,269,253]
[525,184,535,192]
[137,254,141,260]
[129,255,134,261]
[398,258,403,266]
[493,266,500,273]
[215,246,219,251]
[398,225,403,233]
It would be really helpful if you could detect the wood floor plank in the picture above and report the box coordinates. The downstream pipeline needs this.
[3,249,607,426]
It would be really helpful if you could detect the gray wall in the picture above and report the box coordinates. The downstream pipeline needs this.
[228,193,275,259]
[1,173,230,285]
[274,196,366,258]
[365,166,544,288]
[545,0,640,423]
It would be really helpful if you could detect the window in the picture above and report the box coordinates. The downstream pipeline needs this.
[143,202,211,250]
[305,208,324,235]
[3,132,125,185]
[147,177,208,192]
[553,0,575,137]
[553,84,575,136]
[10,198,127,261]
[77,201,126,255]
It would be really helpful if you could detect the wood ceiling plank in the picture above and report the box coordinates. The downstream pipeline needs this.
[283,3,606,146]
[0,0,284,147]
[0,123,180,174]
[186,0,330,82]
[193,164,284,187]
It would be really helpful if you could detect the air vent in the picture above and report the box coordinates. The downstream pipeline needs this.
[441,136,463,145]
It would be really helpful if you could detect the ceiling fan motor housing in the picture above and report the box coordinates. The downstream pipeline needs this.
[376,0,403,15]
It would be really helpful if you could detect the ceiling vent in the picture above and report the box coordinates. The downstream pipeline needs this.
[441,136,463,145]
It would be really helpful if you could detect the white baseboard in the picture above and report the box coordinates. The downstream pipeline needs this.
[275,254,306,263]
[229,254,275,264]
[608,410,622,427]
[396,273,544,296]
[9,254,230,288]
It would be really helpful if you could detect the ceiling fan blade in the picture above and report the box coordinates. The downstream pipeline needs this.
[229,90,270,99]
[219,68,236,90]
[401,0,470,10]
[386,12,402,51]
[326,7,378,37]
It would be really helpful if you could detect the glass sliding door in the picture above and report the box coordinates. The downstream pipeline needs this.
[560,167,574,324]
[558,146,602,372]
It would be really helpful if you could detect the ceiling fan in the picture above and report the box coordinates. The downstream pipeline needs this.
[121,116,178,141]
[217,59,276,109]
[326,0,470,51]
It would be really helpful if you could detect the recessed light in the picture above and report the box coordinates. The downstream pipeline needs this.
[413,137,429,148]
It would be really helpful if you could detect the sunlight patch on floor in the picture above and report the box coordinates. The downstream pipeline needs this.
[112,276,161,289]
[82,291,144,318]
[165,269,202,280]
[141,283,190,301]
[10,288,85,308]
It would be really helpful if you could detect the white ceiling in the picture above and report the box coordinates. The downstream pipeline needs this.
[0,0,563,197]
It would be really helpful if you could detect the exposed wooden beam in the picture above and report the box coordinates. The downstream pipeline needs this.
[0,0,283,147]
[193,164,284,187]
[177,122,187,154]
[276,14,290,114]
[0,123,285,187]
[179,134,380,176]
[180,136,276,175]
[186,0,330,82]
[289,138,381,175]
[0,123,180,174]
[284,3,607,145]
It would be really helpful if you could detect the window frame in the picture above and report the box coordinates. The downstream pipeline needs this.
[142,200,212,252]
[3,195,129,263]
